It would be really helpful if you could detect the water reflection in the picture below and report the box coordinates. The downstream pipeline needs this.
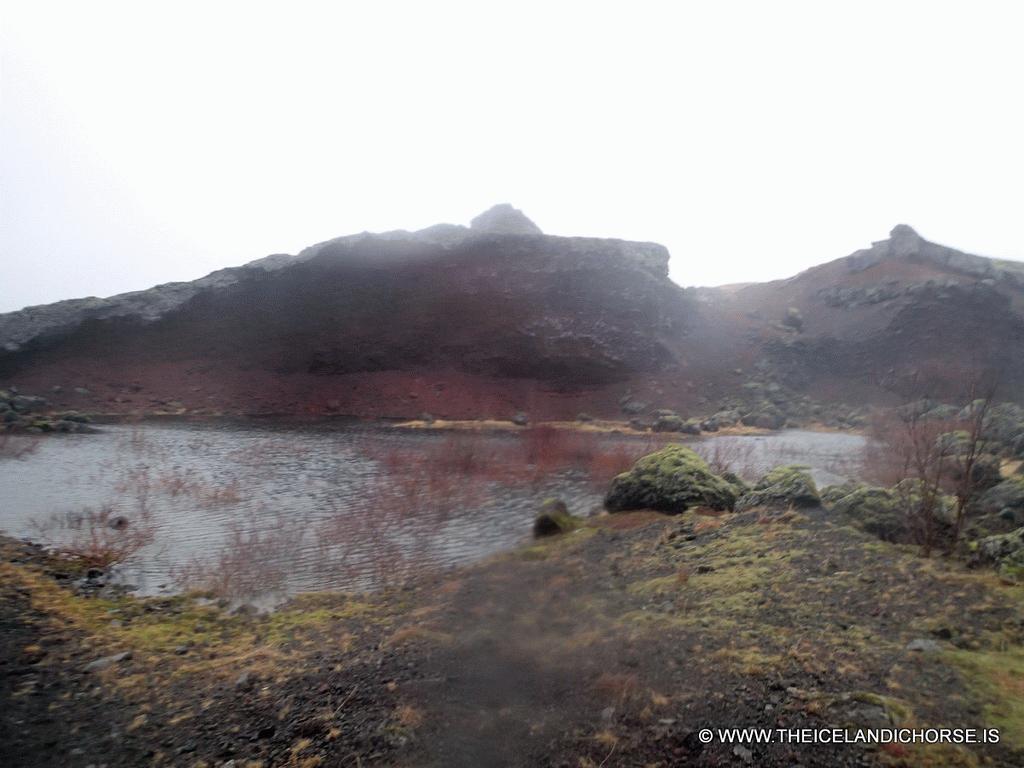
[0,423,865,602]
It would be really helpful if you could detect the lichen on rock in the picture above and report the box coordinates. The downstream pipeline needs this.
[737,464,820,511]
[533,498,583,537]
[604,444,737,514]
[970,526,1024,583]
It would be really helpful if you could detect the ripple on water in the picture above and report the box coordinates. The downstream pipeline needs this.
[0,423,865,602]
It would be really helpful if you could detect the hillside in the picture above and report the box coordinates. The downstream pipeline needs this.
[725,224,1024,405]
[1,211,1021,421]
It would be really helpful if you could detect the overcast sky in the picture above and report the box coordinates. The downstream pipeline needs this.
[2,1,1022,313]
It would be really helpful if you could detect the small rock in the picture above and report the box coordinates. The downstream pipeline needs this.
[234,672,254,689]
[906,638,942,652]
[83,651,133,672]
[533,498,583,537]
[733,744,754,762]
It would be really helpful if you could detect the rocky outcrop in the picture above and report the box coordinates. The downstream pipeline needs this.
[846,225,1024,286]
[972,479,1024,521]
[2,216,1022,418]
[0,208,689,419]
[971,526,1024,583]
[0,389,95,433]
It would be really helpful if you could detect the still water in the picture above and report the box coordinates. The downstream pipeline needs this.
[0,422,865,603]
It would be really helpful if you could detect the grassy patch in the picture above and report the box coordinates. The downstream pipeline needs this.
[944,646,1024,750]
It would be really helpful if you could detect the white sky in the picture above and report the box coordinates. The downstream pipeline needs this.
[2,1,1022,313]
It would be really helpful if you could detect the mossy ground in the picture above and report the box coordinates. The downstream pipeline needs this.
[3,505,1024,767]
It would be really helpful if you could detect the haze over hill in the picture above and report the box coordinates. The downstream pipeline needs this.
[1,207,1021,420]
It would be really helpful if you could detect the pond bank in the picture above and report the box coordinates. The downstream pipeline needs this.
[3,503,1022,767]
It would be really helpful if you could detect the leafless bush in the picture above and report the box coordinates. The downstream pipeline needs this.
[694,437,760,481]
[0,432,41,460]
[864,388,995,556]
[173,512,311,600]
[30,502,157,569]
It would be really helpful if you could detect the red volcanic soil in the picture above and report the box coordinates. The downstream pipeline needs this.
[7,358,629,422]
[3,223,1022,420]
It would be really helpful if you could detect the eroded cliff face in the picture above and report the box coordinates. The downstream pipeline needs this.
[0,208,697,420]
[1,217,1021,422]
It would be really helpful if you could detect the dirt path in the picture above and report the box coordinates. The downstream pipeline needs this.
[2,507,1023,767]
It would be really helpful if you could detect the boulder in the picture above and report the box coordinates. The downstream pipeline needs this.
[652,412,684,433]
[604,444,738,514]
[9,395,48,414]
[822,481,905,539]
[533,498,583,537]
[970,526,1024,583]
[971,478,1024,517]
[710,409,740,428]
[947,453,1003,494]
[737,465,820,511]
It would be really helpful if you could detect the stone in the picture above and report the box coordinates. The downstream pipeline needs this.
[234,671,255,689]
[83,651,133,672]
[906,638,942,652]
[533,498,583,537]
[622,400,648,415]
[604,444,737,514]
[972,478,1024,516]
[737,465,820,511]
[652,412,684,433]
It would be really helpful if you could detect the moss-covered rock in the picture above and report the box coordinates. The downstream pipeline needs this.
[736,464,820,511]
[972,478,1024,517]
[970,526,1024,583]
[740,402,785,430]
[948,453,1003,494]
[822,481,906,539]
[652,412,684,433]
[604,444,737,514]
[533,499,584,537]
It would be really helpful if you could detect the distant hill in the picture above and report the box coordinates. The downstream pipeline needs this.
[723,224,1024,405]
[1,210,1021,421]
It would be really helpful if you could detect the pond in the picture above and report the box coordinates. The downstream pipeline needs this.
[0,422,866,604]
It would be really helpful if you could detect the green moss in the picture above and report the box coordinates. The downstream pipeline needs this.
[604,444,737,513]
[533,498,584,537]
[944,646,1024,750]
[737,464,820,511]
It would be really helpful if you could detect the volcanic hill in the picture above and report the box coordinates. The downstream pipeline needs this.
[1,208,1021,421]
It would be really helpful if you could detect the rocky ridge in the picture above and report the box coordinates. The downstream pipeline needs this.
[0,215,1021,421]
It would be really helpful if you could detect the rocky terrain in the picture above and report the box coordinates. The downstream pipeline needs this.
[724,224,1024,408]
[2,207,1020,425]
[3,498,1024,768]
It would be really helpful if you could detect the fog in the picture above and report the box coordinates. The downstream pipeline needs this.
[2,1,1022,312]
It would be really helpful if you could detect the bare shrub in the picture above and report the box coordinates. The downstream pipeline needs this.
[585,440,657,486]
[0,432,41,460]
[30,502,157,569]
[864,391,995,556]
[173,512,310,600]
[694,437,759,481]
